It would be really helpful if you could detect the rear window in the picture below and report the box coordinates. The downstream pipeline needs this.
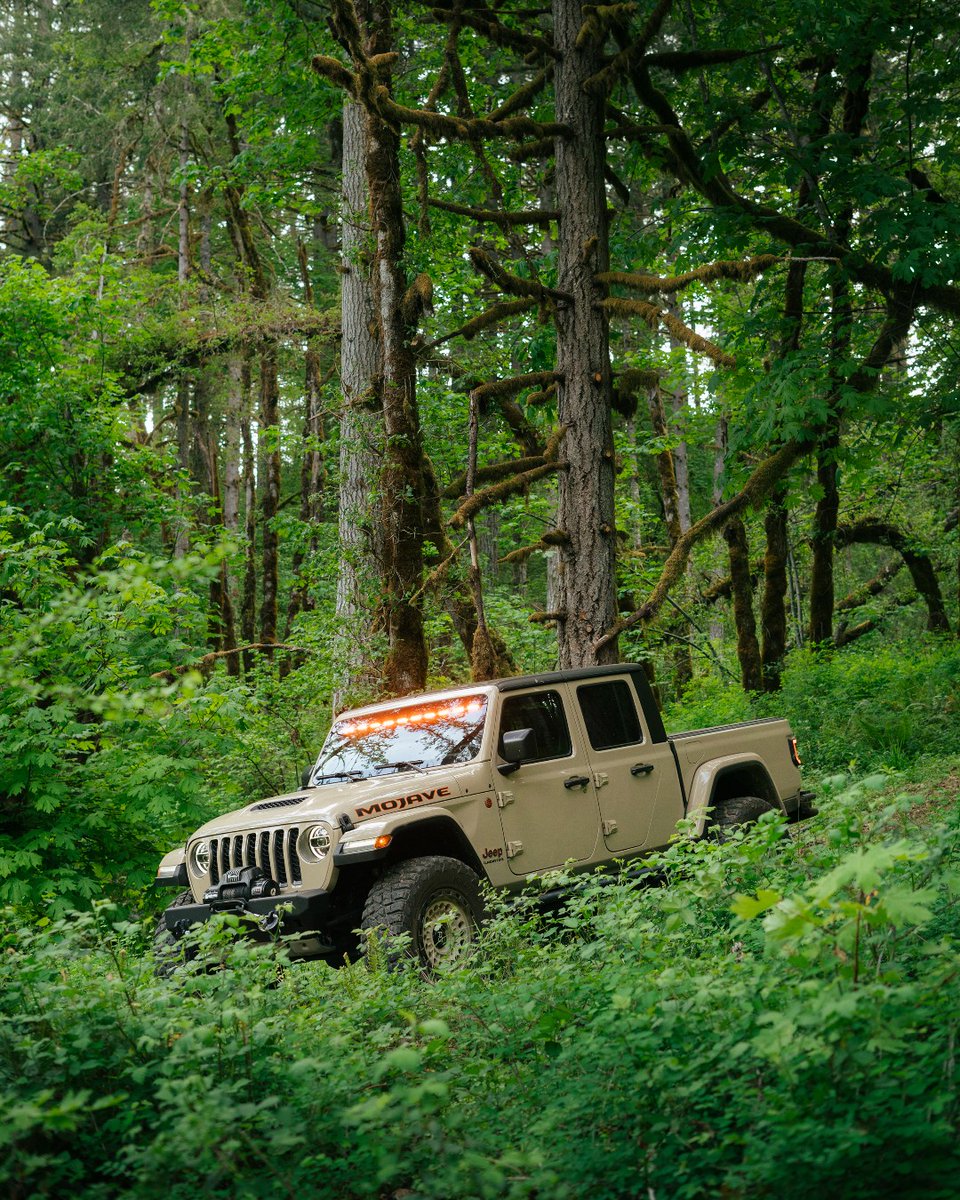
[577,680,643,750]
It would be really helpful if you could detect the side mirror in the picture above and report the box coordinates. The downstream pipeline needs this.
[499,727,535,775]
[301,764,314,788]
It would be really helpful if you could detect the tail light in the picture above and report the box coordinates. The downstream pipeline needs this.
[788,736,802,767]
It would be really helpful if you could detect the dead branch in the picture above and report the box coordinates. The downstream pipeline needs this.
[529,610,565,624]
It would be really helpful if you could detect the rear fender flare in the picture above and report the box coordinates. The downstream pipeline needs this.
[686,753,779,837]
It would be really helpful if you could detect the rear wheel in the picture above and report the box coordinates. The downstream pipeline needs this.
[361,855,485,971]
[710,795,776,841]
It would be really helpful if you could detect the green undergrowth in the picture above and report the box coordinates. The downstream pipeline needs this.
[2,772,958,1200]
[665,637,960,775]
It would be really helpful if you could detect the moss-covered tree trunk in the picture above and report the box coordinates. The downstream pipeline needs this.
[365,2,427,693]
[553,0,619,667]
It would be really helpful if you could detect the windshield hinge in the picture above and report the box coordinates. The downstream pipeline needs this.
[496,790,514,808]
[505,841,523,859]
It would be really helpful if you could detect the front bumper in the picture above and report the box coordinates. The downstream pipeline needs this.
[164,887,335,940]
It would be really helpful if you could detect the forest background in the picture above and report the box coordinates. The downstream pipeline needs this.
[1,1,960,1197]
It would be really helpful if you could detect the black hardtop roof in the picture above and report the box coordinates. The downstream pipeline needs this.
[493,662,651,692]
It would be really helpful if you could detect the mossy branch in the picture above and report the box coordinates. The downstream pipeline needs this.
[470,247,571,303]
[612,366,661,417]
[429,198,559,227]
[426,298,537,350]
[311,54,358,97]
[449,425,568,530]
[836,559,903,612]
[469,370,559,404]
[449,462,565,529]
[507,137,556,162]
[443,455,549,499]
[374,88,567,141]
[500,529,571,564]
[601,298,736,366]
[598,255,780,294]
[428,3,559,61]
[594,439,805,649]
[577,4,637,47]
[489,66,553,121]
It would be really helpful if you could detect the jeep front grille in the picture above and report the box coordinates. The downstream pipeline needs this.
[209,827,301,888]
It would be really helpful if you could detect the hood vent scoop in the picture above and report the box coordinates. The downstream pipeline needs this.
[250,796,305,812]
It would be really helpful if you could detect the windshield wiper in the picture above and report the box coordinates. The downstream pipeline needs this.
[313,769,365,784]
[374,759,425,775]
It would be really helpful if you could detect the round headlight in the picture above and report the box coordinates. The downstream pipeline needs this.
[189,839,210,877]
[303,823,333,861]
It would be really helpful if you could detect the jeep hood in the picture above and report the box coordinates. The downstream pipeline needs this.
[189,770,469,840]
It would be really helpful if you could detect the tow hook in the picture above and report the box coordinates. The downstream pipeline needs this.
[258,910,281,934]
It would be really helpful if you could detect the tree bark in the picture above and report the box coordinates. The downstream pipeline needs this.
[334,99,385,705]
[364,4,428,694]
[724,516,763,691]
[553,0,619,667]
[760,484,789,690]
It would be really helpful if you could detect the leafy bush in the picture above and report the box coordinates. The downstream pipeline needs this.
[2,774,957,1199]
[667,638,960,774]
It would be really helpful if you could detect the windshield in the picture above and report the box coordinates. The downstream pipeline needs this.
[310,694,488,785]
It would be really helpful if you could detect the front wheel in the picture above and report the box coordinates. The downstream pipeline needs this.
[361,855,486,970]
[153,889,195,977]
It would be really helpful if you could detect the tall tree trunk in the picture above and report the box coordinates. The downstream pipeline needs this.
[724,517,763,691]
[334,100,384,705]
[760,484,789,690]
[240,370,257,672]
[259,346,281,649]
[553,0,619,667]
[365,3,428,694]
[761,257,807,688]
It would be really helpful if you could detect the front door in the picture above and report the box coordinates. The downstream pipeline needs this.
[495,687,601,875]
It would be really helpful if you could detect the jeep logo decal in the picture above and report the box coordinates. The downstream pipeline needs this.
[355,785,452,819]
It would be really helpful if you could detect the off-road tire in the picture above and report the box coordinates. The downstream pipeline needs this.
[361,855,485,971]
[710,795,776,842]
[153,889,194,978]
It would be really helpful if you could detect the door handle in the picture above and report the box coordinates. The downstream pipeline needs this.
[631,763,655,776]
[564,775,591,789]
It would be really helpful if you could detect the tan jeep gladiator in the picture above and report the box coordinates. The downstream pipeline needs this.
[155,664,813,969]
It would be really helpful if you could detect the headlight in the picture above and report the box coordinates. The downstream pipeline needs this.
[300,823,333,861]
[189,839,210,877]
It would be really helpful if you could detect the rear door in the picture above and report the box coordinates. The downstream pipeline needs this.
[495,687,601,875]
[569,676,684,854]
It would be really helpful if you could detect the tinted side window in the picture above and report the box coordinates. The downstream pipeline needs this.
[498,691,572,762]
[577,680,643,751]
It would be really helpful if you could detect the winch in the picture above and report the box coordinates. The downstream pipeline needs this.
[202,865,280,910]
